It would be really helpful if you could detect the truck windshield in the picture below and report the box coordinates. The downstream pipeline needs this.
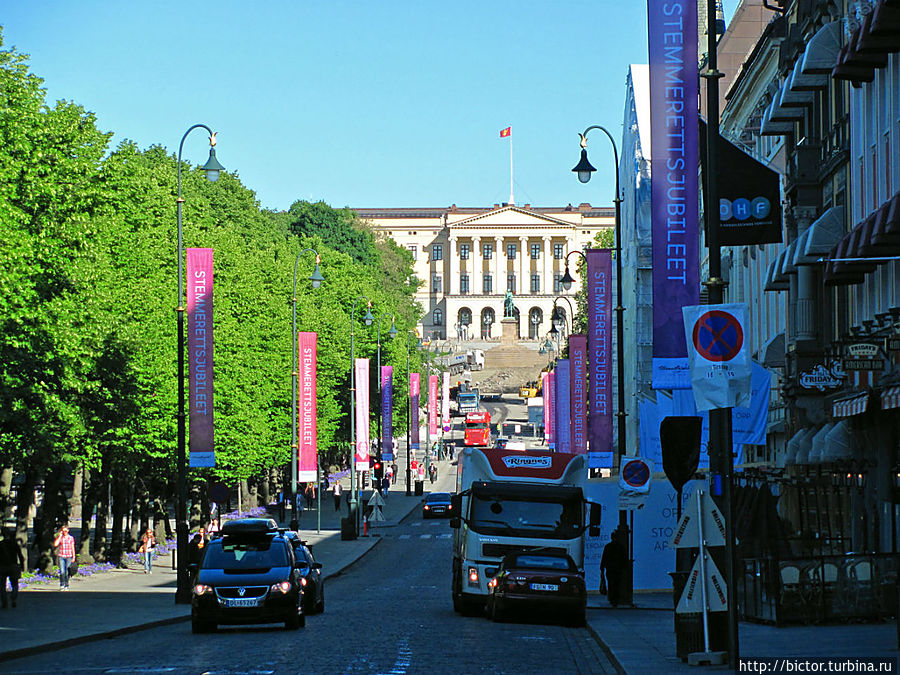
[466,423,488,429]
[468,492,582,540]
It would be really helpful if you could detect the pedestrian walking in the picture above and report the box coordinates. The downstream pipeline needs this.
[332,480,342,511]
[0,529,25,608]
[304,482,315,510]
[381,476,390,497]
[391,462,399,484]
[52,525,76,590]
[139,528,156,574]
[429,463,437,483]
[600,527,628,607]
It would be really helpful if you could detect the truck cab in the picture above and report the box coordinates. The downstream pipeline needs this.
[463,410,491,447]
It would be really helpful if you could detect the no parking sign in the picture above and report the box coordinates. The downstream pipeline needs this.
[618,456,652,510]
[682,303,752,412]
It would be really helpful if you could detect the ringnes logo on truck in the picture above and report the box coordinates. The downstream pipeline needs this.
[502,455,552,469]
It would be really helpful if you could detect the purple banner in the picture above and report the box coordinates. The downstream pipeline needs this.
[648,0,699,389]
[569,335,588,455]
[298,332,318,481]
[381,366,393,461]
[586,249,613,468]
[355,358,370,472]
[410,373,420,456]
[187,248,214,468]
[543,372,553,448]
[555,359,572,454]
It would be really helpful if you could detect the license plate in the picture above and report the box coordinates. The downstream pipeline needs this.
[530,583,558,592]
[224,597,259,608]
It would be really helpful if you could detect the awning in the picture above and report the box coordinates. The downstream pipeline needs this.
[760,95,795,136]
[832,2,900,85]
[795,206,844,264]
[784,426,815,466]
[774,248,791,283]
[782,61,816,105]
[770,80,806,121]
[780,239,799,276]
[882,384,900,410]
[833,392,870,418]
[808,422,836,464]
[821,420,854,462]
[801,21,842,75]
[762,331,785,368]
[873,191,900,247]
[765,251,789,291]
[790,52,829,91]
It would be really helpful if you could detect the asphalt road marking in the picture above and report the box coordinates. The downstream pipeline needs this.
[379,637,411,675]
[419,534,432,539]
[399,534,411,539]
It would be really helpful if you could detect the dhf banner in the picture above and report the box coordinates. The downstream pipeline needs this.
[187,248,214,468]
[569,335,588,455]
[586,249,613,468]
[297,332,318,481]
[543,372,554,449]
[354,358,370,471]
[441,371,450,433]
[648,0,700,390]
[410,373,420,457]
[555,359,572,454]
[381,366,393,462]
[428,375,438,436]
[682,303,753,411]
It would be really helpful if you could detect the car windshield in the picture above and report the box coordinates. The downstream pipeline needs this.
[512,554,574,570]
[469,493,582,540]
[428,493,451,502]
[203,538,289,569]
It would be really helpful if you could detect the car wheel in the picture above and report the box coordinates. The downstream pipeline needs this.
[490,599,504,623]
[285,610,302,630]
[316,592,325,614]
[191,613,214,634]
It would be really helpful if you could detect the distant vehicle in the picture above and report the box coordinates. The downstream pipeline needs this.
[494,438,526,451]
[486,550,586,626]
[191,518,305,632]
[458,389,480,415]
[448,349,486,375]
[464,411,491,447]
[284,532,325,614]
[519,381,539,399]
[423,492,454,519]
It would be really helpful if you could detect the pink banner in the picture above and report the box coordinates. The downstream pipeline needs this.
[187,248,214,468]
[569,334,588,455]
[410,373,420,455]
[428,375,438,436]
[355,358,370,471]
[542,372,553,447]
[298,332,317,481]
[546,372,556,450]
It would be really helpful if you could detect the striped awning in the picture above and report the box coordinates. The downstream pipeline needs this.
[832,392,869,418]
[882,385,900,410]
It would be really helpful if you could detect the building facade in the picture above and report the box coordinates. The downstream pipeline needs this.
[355,204,614,341]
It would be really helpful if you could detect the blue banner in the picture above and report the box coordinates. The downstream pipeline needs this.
[555,359,572,454]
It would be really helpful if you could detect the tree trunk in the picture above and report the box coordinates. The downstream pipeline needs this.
[93,466,110,562]
[79,467,97,557]
[152,497,170,543]
[248,478,259,510]
[109,476,128,567]
[35,466,66,575]
[0,466,12,521]
[128,482,143,551]
[260,469,273,509]
[69,466,83,522]
[189,480,203,530]
[15,472,35,573]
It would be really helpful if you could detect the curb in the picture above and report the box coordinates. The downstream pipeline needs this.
[584,621,628,675]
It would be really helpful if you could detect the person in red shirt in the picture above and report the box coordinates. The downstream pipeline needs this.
[52,525,76,590]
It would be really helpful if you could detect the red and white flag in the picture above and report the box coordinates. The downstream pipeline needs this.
[500,126,511,138]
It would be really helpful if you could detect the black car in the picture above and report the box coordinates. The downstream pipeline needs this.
[486,550,586,626]
[190,518,305,632]
[422,492,454,519]
[284,532,325,614]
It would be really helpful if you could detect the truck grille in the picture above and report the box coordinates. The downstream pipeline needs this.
[481,544,566,559]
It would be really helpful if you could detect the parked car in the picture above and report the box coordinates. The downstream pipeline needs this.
[422,492,454,519]
[486,550,586,626]
[190,518,305,632]
[285,531,325,614]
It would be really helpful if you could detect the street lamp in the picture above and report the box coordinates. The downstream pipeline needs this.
[175,124,225,604]
[291,249,323,528]
[573,123,630,605]
[348,295,374,537]
[405,330,415,496]
[375,311,397,472]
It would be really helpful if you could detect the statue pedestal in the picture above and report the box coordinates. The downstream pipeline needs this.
[500,317,519,343]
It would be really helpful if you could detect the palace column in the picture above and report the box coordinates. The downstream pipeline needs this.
[519,235,528,296]
[542,236,551,296]
[448,236,457,296]
[495,235,504,295]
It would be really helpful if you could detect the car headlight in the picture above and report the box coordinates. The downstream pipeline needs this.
[300,577,308,587]
[193,584,213,596]
[270,581,292,594]
[424,505,430,510]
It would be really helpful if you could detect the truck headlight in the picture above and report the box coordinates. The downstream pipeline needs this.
[467,567,479,587]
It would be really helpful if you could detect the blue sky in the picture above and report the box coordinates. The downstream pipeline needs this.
[2,1,735,211]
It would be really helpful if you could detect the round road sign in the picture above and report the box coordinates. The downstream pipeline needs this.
[622,459,650,489]
[691,309,743,362]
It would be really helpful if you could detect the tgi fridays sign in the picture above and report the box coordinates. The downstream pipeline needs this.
[799,359,844,391]
[843,343,885,372]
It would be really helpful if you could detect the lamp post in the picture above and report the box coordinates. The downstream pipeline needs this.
[572,123,631,605]
[405,330,415,496]
[291,249,324,528]
[375,311,398,470]
[174,124,226,604]
[349,296,375,537]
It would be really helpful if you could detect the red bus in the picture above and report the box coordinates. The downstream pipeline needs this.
[464,411,491,447]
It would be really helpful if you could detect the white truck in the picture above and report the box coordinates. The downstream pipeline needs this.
[449,447,601,615]
[447,349,485,375]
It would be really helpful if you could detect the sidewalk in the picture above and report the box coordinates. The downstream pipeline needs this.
[585,592,898,672]
[0,456,456,663]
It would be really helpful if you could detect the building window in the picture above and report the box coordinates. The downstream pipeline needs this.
[507,243,517,259]
[507,274,516,292]
[407,245,417,260]
[433,308,443,325]
[483,274,493,294]
[483,243,493,259]
[460,275,470,294]
[530,243,541,259]
[554,274,562,293]
[460,243,470,260]
[432,244,443,261]
[553,243,564,259]
[530,274,540,293]
[432,275,442,293]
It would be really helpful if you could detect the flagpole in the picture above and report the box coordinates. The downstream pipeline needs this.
[509,136,515,206]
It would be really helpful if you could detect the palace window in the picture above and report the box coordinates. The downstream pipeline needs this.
[432,275,442,293]
[507,274,516,292]
[433,308,443,325]
[432,244,443,261]
[459,243,470,260]
[507,243,517,259]
[483,274,493,294]
[530,274,541,293]
[553,243,564,259]
[483,243,493,259]
[460,275,470,294]
[530,243,541,259]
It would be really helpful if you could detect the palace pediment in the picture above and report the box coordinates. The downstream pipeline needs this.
[449,206,576,232]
